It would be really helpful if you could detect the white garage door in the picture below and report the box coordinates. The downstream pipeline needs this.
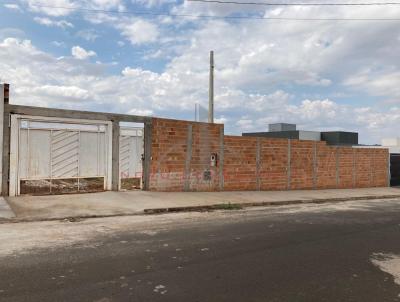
[9,115,112,196]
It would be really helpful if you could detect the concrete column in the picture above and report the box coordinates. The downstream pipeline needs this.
[287,139,291,190]
[218,126,224,191]
[256,137,261,191]
[312,142,317,189]
[0,84,3,194]
[184,125,193,191]
[1,84,9,196]
[111,120,120,191]
[352,148,356,188]
[336,147,340,188]
[143,121,152,191]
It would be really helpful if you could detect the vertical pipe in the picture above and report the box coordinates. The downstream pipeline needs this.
[208,51,214,124]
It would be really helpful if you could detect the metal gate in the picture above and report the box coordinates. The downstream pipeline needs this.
[390,153,400,186]
[9,115,112,196]
[119,127,144,190]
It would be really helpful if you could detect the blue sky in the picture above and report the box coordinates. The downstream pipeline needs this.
[0,0,400,144]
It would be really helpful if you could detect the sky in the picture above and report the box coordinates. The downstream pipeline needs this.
[0,0,400,144]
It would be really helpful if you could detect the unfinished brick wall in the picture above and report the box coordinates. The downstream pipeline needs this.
[223,136,257,190]
[316,142,337,189]
[337,147,354,188]
[290,140,314,190]
[149,118,389,191]
[149,118,222,191]
[259,138,288,190]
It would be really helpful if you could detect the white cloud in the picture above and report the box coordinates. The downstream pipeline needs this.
[2,0,400,145]
[4,3,22,11]
[27,0,75,17]
[136,0,175,7]
[119,19,159,45]
[52,41,66,47]
[33,85,90,100]
[128,108,154,116]
[26,0,125,16]
[76,29,100,41]
[344,69,400,102]
[71,46,97,60]
[287,99,338,120]
[34,17,74,29]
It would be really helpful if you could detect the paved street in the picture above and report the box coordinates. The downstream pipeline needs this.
[2,199,400,301]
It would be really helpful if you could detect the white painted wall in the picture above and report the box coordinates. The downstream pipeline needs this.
[382,138,400,147]
[381,138,400,153]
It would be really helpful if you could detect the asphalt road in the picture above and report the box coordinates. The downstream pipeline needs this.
[2,199,400,302]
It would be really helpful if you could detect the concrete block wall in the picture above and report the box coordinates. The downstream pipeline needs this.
[149,118,389,192]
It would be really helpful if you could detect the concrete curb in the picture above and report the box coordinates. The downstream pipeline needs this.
[1,194,400,224]
[143,194,400,214]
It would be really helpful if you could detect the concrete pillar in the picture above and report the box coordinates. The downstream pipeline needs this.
[111,120,120,191]
[0,84,9,196]
[287,139,291,190]
[218,127,224,191]
[0,84,3,194]
[256,137,261,191]
[142,121,152,191]
[184,125,193,191]
[336,147,340,188]
[312,142,317,189]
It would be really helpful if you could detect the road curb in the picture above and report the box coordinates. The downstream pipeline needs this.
[143,194,400,214]
[1,194,400,224]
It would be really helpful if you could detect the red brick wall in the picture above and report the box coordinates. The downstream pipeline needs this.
[337,148,354,188]
[149,118,222,191]
[188,122,222,191]
[290,140,314,190]
[223,136,257,191]
[316,143,337,189]
[259,138,288,190]
[373,148,390,187]
[149,118,389,191]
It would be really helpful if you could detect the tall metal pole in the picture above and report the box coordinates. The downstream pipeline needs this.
[208,50,214,124]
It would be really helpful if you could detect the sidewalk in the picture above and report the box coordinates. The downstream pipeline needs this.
[3,187,400,222]
[0,197,16,221]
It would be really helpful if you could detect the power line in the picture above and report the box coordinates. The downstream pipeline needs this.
[22,2,400,21]
[188,0,400,6]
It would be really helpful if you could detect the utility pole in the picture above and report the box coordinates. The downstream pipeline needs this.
[208,50,214,123]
